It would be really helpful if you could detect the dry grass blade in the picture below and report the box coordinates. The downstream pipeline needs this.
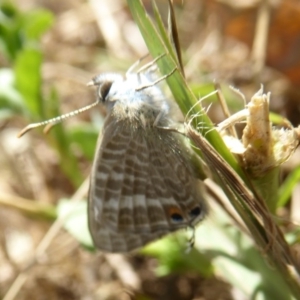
[214,83,238,139]
[251,0,271,79]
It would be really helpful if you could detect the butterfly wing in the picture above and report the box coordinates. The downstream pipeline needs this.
[88,112,206,252]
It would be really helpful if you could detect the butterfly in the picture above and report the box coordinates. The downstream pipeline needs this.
[87,65,207,252]
[18,60,207,253]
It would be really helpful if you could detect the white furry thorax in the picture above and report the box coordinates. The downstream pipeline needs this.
[102,73,170,128]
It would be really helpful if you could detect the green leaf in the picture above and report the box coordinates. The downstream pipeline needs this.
[68,124,99,161]
[23,9,54,40]
[57,199,94,249]
[0,3,53,61]
[0,2,22,60]
[44,88,83,187]
[277,165,300,207]
[151,0,177,63]
[14,48,43,117]
[141,234,213,277]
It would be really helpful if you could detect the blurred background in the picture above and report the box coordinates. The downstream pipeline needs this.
[1,0,300,299]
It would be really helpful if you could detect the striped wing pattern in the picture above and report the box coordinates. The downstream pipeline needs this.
[88,114,206,252]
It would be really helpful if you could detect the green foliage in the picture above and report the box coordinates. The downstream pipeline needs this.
[142,236,214,277]
[0,2,91,187]
[277,166,300,207]
[68,124,99,161]
[14,48,43,116]
[0,2,53,118]
[0,2,53,61]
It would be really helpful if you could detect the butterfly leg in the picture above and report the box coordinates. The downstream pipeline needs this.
[135,67,177,91]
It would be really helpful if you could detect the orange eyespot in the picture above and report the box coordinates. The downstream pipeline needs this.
[167,206,184,223]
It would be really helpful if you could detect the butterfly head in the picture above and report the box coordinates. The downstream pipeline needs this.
[88,73,124,104]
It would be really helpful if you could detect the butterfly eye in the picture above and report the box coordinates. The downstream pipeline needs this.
[168,206,184,223]
[189,206,201,218]
[98,81,114,102]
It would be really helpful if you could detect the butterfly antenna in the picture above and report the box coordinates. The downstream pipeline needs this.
[18,97,101,138]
